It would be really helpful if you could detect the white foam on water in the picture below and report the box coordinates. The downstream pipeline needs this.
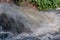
[0,3,60,40]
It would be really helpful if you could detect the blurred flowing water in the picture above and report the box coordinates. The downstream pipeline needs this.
[0,3,60,40]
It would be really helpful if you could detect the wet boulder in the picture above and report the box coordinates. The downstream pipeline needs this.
[0,13,30,34]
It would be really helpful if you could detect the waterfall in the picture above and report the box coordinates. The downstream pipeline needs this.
[0,3,60,40]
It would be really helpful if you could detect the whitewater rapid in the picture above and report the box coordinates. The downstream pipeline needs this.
[0,3,60,40]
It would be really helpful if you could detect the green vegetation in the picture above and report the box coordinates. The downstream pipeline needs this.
[56,0,60,7]
[29,0,60,10]
[15,0,60,10]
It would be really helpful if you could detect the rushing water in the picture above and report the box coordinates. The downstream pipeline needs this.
[0,3,60,40]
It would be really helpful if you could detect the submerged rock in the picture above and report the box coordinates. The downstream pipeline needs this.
[0,13,26,34]
[0,3,31,35]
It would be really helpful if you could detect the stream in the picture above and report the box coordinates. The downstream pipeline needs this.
[0,3,60,40]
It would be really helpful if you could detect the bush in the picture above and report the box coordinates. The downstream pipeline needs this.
[29,0,59,10]
[14,0,60,10]
[56,0,60,7]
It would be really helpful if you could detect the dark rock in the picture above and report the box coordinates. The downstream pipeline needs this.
[0,13,30,35]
